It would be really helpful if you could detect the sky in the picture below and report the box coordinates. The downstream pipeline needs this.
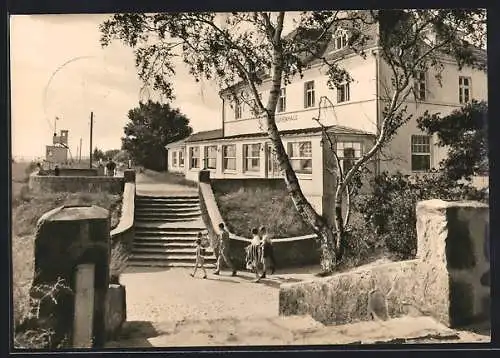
[9,14,223,161]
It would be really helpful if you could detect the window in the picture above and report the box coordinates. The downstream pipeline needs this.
[179,150,184,167]
[277,88,286,113]
[459,76,471,104]
[288,141,312,174]
[204,145,217,169]
[223,144,236,171]
[337,83,350,103]
[243,143,261,172]
[172,151,177,167]
[234,99,242,119]
[414,71,426,101]
[189,146,200,169]
[411,135,431,172]
[333,30,348,50]
[304,81,315,108]
[336,142,362,173]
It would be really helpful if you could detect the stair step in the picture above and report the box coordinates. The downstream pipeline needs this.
[135,211,202,218]
[134,234,203,242]
[132,247,214,255]
[130,253,217,261]
[137,195,199,200]
[135,207,201,213]
[134,241,206,248]
[134,223,206,230]
[136,199,199,204]
[127,261,216,268]
[135,202,200,207]
[134,218,200,223]
[134,231,203,238]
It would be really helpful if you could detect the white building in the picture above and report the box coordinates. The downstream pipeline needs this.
[166,12,487,218]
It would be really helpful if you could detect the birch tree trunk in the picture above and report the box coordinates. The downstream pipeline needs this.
[262,12,337,272]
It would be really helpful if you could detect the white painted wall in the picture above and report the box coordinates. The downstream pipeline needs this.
[223,52,379,137]
[167,147,186,174]
[378,56,488,174]
[179,135,324,214]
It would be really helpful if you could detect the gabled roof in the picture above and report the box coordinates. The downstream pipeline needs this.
[165,138,188,149]
[185,129,224,143]
[175,124,374,146]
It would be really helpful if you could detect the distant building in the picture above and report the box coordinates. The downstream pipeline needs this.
[166,10,487,218]
[46,130,69,163]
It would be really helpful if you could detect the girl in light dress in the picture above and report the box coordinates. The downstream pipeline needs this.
[190,232,207,279]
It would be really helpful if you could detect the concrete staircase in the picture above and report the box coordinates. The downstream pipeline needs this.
[129,194,217,268]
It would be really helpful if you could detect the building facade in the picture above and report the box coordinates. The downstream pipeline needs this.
[166,14,487,218]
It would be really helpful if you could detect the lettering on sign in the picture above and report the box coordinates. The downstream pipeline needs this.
[275,114,299,123]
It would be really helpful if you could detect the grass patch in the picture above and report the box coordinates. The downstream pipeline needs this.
[12,187,122,237]
[214,186,313,239]
[138,167,198,187]
[11,161,124,348]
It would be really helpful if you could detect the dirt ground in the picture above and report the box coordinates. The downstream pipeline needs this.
[106,266,489,348]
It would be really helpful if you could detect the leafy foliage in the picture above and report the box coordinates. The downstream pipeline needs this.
[121,100,192,171]
[93,147,105,161]
[104,149,121,160]
[417,100,488,180]
[354,171,488,259]
[101,10,486,270]
[112,149,132,164]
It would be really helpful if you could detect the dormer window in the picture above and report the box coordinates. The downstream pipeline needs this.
[333,29,349,50]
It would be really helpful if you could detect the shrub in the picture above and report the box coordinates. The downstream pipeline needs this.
[354,171,488,260]
[109,243,129,284]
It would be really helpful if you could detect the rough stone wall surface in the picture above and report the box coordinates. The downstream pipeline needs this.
[104,284,127,341]
[229,236,321,270]
[279,260,419,325]
[198,171,320,269]
[280,199,490,329]
[416,200,490,327]
[31,205,111,348]
[29,173,124,194]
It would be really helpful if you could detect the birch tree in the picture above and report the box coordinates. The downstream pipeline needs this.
[100,9,486,273]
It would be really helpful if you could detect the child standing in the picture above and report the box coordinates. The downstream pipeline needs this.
[190,232,207,279]
[260,226,275,278]
[249,228,264,282]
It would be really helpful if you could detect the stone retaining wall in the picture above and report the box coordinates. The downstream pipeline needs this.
[198,170,320,270]
[110,181,136,253]
[29,172,124,194]
[279,199,490,329]
[104,170,135,342]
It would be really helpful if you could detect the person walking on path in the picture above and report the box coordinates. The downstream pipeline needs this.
[259,226,275,279]
[190,233,207,279]
[246,228,264,282]
[106,158,116,177]
[214,223,237,276]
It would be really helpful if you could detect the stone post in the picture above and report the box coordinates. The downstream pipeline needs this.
[199,169,211,184]
[31,205,110,348]
[415,199,490,327]
[123,169,136,183]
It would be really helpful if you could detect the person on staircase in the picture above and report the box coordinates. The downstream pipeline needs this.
[190,233,207,279]
[214,222,237,276]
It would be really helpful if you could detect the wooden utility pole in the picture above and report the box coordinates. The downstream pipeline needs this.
[89,112,94,169]
[79,137,82,162]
